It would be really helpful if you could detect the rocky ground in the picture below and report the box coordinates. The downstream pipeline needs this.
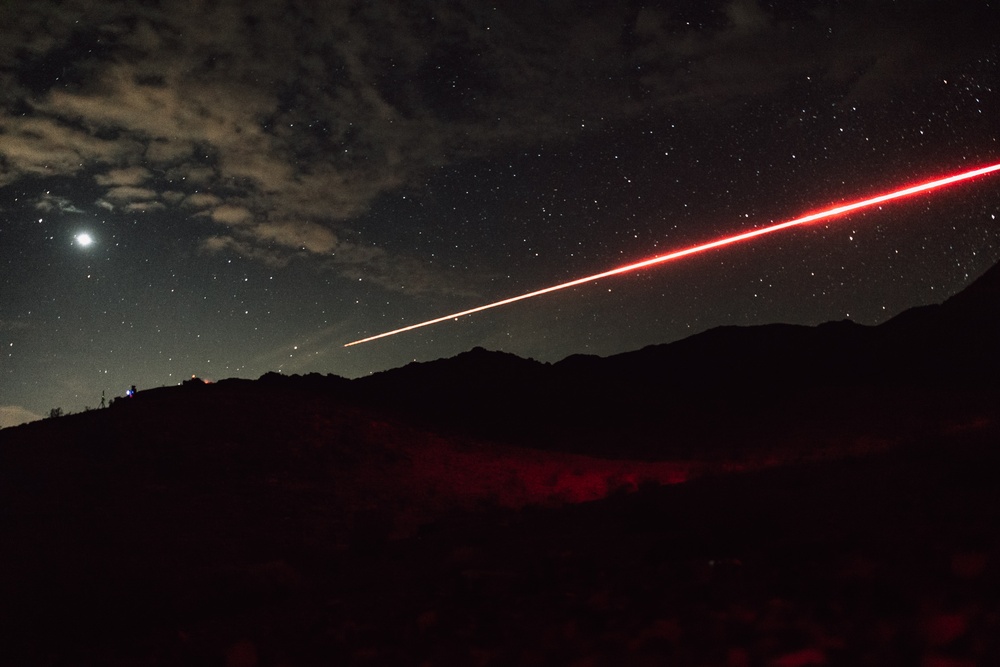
[2,396,999,666]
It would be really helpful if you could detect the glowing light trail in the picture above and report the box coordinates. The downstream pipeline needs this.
[345,161,1000,347]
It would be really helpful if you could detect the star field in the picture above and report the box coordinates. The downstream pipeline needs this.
[1,0,998,426]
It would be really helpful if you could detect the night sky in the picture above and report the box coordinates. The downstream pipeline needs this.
[2,1,998,426]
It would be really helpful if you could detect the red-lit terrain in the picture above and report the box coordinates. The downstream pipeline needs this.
[1,261,999,666]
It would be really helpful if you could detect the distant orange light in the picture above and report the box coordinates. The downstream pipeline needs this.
[345,161,1000,347]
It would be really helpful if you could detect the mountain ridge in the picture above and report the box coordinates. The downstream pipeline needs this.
[0,262,998,665]
[344,260,999,455]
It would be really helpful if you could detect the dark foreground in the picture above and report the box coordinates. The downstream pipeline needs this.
[2,415,999,666]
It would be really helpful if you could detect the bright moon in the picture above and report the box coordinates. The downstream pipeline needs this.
[75,233,93,247]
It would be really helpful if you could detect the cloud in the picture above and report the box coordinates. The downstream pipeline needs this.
[252,220,338,254]
[96,184,160,212]
[34,192,84,214]
[0,406,43,429]
[102,185,158,203]
[0,115,136,184]
[1,0,993,290]
[146,139,194,164]
[124,201,165,213]
[182,193,223,209]
[94,166,151,186]
[201,216,475,296]
[200,235,289,268]
[209,204,253,225]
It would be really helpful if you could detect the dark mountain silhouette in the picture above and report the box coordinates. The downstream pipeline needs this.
[0,261,998,665]
[353,260,1000,457]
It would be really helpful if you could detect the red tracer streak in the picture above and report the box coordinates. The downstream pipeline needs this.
[345,161,1000,347]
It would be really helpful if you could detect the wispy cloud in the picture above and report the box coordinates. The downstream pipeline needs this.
[1,0,993,291]
[94,166,151,187]
[0,405,43,429]
[34,192,84,213]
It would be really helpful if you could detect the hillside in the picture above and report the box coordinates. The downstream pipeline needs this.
[352,259,1000,457]
[0,261,998,665]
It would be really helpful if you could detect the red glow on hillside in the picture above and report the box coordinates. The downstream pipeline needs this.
[345,161,1000,347]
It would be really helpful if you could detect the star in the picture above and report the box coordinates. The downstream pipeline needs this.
[0,0,997,420]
